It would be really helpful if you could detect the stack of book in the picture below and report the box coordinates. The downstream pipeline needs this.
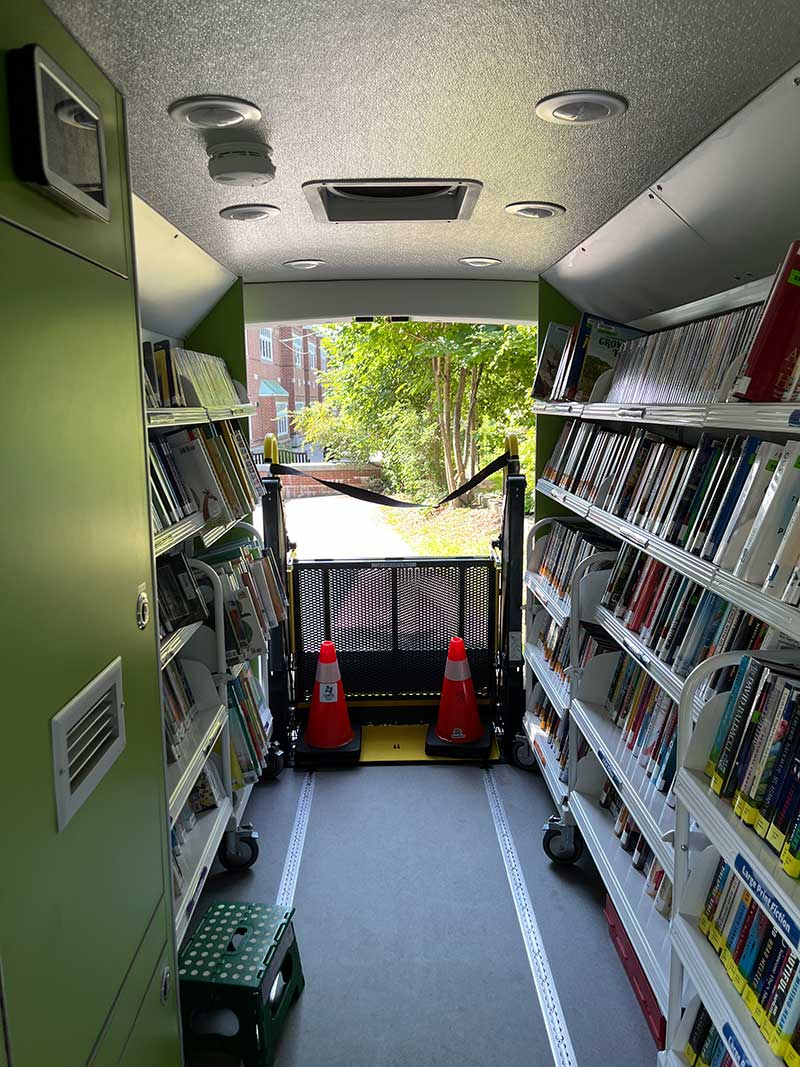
[546,422,800,600]
[171,761,227,896]
[156,553,208,638]
[599,777,672,916]
[143,341,243,410]
[151,420,262,536]
[700,857,800,1061]
[605,303,763,405]
[162,659,198,763]
[535,520,619,606]
[170,802,197,897]
[530,685,571,780]
[534,314,643,402]
[602,546,771,694]
[604,654,678,797]
[537,618,615,697]
[702,654,800,875]
[228,665,270,788]
[682,1000,734,1067]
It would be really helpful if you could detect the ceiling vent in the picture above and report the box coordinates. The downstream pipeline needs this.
[303,179,482,223]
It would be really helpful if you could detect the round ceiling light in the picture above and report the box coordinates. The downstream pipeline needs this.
[283,259,325,270]
[459,257,501,267]
[207,142,276,186]
[168,95,262,129]
[505,201,566,219]
[534,90,628,125]
[219,204,281,221]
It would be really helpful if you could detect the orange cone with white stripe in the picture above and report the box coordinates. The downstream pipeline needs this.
[434,637,483,744]
[305,640,353,749]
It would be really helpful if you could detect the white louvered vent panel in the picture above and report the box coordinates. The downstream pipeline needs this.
[52,657,126,831]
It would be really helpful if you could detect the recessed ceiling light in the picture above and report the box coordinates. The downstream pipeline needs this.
[284,259,325,270]
[459,257,501,267]
[219,204,281,221]
[505,201,566,219]
[534,90,628,125]
[207,142,275,186]
[168,95,262,129]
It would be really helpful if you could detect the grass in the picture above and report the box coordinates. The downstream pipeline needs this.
[385,500,503,557]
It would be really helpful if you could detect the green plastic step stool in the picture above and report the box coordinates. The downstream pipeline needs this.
[179,902,304,1067]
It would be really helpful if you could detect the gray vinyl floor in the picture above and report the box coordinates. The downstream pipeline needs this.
[192,763,656,1066]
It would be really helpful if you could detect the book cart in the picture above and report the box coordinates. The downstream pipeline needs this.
[525,270,800,1067]
[147,380,275,946]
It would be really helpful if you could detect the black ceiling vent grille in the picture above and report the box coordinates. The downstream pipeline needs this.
[303,179,482,223]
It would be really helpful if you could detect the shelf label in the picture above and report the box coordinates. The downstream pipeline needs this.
[734,854,800,949]
[597,750,622,791]
[722,1024,752,1067]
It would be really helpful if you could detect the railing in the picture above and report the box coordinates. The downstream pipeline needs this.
[251,446,310,465]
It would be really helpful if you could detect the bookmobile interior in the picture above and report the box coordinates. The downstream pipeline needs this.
[3,1,800,1065]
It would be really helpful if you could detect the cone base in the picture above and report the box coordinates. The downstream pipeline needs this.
[424,721,493,760]
[295,722,362,767]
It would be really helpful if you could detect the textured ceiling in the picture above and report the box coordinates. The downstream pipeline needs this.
[50,0,800,283]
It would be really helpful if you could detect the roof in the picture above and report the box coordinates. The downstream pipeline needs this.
[258,379,290,397]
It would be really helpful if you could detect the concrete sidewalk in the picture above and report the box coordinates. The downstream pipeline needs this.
[282,496,414,558]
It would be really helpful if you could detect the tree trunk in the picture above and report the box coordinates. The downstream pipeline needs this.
[432,356,457,497]
[452,366,468,484]
[462,365,482,479]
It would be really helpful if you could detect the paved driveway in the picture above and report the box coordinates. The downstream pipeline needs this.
[277,496,413,558]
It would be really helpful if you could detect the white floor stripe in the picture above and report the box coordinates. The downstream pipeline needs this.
[276,771,315,909]
[484,769,578,1067]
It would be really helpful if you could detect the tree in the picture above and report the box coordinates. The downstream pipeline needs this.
[294,320,537,504]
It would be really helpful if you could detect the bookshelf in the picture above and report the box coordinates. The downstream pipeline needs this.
[532,263,800,1067]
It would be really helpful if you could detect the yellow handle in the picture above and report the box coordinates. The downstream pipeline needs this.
[263,433,279,463]
[505,432,519,458]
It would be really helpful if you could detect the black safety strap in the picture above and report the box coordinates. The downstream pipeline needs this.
[267,450,511,509]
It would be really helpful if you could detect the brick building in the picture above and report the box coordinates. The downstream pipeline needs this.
[244,324,326,454]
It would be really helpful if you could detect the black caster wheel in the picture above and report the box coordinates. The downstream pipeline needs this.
[542,825,583,864]
[218,834,260,871]
[263,747,284,780]
[511,736,538,770]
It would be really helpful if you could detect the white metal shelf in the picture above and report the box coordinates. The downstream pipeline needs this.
[570,790,671,1014]
[523,642,569,715]
[572,698,674,877]
[159,621,203,670]
[522,710,567,807]
[200,512,246,550]
[538,478,800,642]
[147,402,257,428]
[174,796,233,945]
[675,767,800,954]
[533,399,800,436]
[154,511,205,557]
[233,781,255,820]
[525,570,570,628]
[671,915,784,1067]
[166,702,227,824]
[595,606,684,705]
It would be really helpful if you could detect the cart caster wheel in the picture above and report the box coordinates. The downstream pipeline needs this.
[542,825,583,864]
[263,747,284,781]
[218,835,260,871]
[511,736,537,770]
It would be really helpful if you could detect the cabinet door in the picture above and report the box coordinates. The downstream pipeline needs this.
[0,220,176,1064]
[119,951,182,1067]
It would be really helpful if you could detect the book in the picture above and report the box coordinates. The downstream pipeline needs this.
[532,322,572,400]
[733,240,800,403]
[734,441,800,584]
[548,314,643,402]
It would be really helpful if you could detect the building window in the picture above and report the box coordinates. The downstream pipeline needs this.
[276,401,289,438]
[308,339,317,369]
[319,348,327,372]
[293,332,303,366]
[259,326,273,362]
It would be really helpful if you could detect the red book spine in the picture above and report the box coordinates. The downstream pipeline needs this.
[737,240,800,402]
[629,562,666,633]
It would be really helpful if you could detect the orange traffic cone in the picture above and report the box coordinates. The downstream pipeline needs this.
[305,640,353,749]
[434,637,483,744]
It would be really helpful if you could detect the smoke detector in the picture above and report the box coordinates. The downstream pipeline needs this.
[207,142,275,186]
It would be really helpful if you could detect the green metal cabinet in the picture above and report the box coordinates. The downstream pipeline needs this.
[0,4,180,1065]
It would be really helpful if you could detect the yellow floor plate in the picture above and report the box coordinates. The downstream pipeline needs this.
[359,724,500,763]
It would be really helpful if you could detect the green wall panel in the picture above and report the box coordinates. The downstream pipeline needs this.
[535,278,580,523]
[0,1,131,277]
[118,951,180,1067]
[186,277,247,388]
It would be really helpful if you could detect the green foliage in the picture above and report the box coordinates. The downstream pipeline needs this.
[294,320,537,505]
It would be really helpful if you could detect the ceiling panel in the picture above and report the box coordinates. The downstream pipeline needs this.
[48,0,800,283]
